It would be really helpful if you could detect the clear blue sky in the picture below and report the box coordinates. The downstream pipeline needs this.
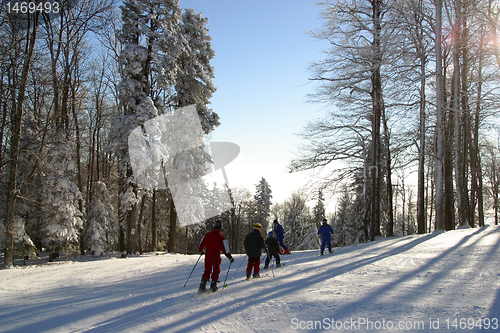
[179,0,333,210]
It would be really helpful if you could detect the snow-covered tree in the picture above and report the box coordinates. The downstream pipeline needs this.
[254,177,272,231]
[85,182,117,256]
[115,1,219,254]
[282,192,311,250]
[333,186,352,247]
[312,190,326,227]
[297,224,321,251]
[166,8,219,252]
[334,181,366,247]
[3,7,41,268]
[112,0,184,254]
[40,143,83,260]
[174,8,219,133]
[0,217,37,262]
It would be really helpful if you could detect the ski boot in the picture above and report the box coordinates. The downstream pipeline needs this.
[284,249,290,254]
[210,281,218,292]
[253,273,260,278]
[263,265,269,269]
[198,279,208,294]
[276,263,281,268]
[246,273,251,280]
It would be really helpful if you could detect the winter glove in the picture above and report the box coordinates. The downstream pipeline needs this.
[200,251,205,256]
[227,254,234,263]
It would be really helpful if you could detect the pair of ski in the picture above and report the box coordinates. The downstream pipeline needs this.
[245,274,269,281]
[194,283,228,297]
[263,263,285,270]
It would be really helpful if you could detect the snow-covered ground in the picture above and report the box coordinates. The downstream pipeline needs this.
[1,225,500,333]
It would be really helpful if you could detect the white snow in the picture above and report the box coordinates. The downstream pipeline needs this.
[1,225,500,332]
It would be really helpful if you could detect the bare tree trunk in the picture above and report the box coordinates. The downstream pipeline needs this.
[434,0,445,231]
[184,227,188,255]
[126,177,137,254]
[427,162,435,232]
[382,107,394,237]
[402,177,406,235]
[71,77,85,254]
[370,0,383,241]
[167,191,177,253]
[417,13,427,233]
[444,105,455,230]
[0,74,7,169]
[4,12,40,268]
[151,190,157,252]
[492,155,499,225]
[471,28,486,228]
[452,1,468,228]
[118,177,126,254]
[138,194,146,254]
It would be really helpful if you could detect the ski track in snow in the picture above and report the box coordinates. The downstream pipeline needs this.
[1,225,500,332]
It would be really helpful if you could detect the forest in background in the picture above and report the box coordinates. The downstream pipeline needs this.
[1,0,500,268]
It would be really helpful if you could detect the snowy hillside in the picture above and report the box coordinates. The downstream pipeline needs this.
[1,225,500,333]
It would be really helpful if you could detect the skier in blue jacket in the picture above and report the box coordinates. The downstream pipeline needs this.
[273,220,290,254]
[317,218,334,255]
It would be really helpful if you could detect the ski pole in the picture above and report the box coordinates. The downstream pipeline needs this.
[220,260,232,296]
[183,252,203,288]
[232,255,246,278]
[271,257,276,279]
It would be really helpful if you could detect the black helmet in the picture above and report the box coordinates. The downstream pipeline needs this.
[322,219,327,224]
[214,220,222,230]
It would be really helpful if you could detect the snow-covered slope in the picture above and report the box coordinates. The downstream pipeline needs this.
[1,225,499,333]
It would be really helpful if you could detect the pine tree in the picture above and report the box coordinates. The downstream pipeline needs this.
[174,8,219,133]
[254,177,272,231]
[40,143,83,260]
[333,186,351,247]
[0,217,37,262]
[297,224,320,251]
[113,0,183,254]
[334,180,367,247]
[313,190,326,227]
[283,192,311,250]
[85,182,117,256]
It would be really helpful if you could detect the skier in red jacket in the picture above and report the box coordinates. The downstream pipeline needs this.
[198,220,234,293]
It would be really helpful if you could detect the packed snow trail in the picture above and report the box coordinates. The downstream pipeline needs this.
[0,225,499,332]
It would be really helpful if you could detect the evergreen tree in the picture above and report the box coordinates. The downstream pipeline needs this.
[283,192,311,250]
[0,216,37,262]
[85,182,117,256]
[334,180,367,247]
[297,224,321,251]
[113,0,183,254]
[40,143,83,260]
[313,189,326,227]
[174,8,219,133]
[254,177,272,232]
[333,186,351,247]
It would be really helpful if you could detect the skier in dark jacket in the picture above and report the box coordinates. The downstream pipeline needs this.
[273,219,290,254]
[317,218,334,255]
[264,231,281,269]
[244,223,267,279]
[198,220,234,293]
